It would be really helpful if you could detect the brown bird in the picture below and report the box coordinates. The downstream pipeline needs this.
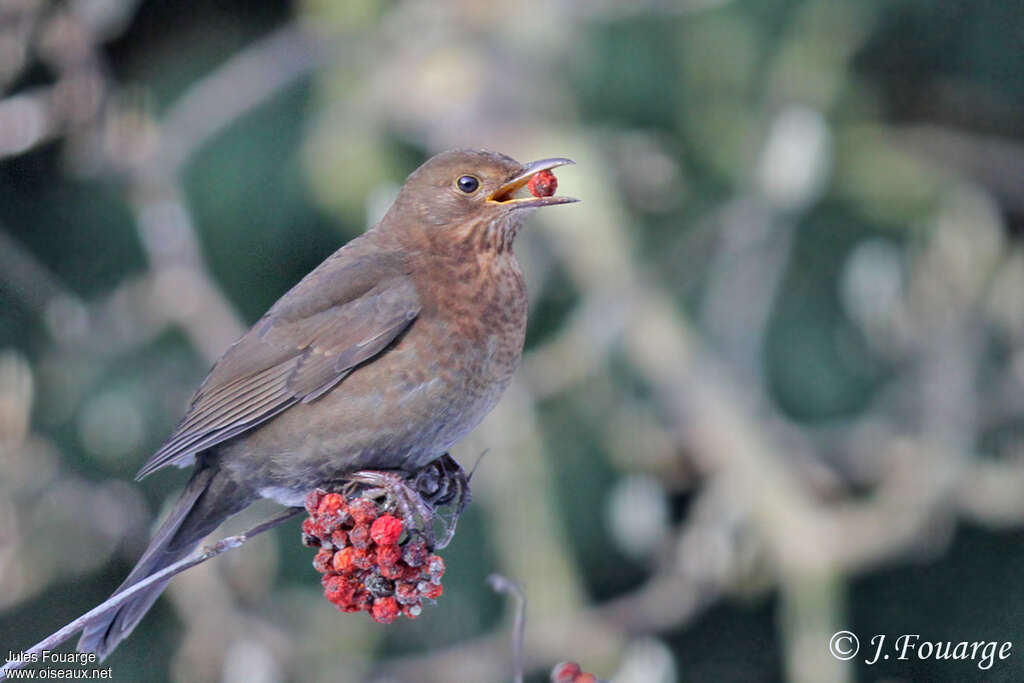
[77,149,576,658]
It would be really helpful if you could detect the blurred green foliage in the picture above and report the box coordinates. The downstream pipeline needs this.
[2,0,1023,681]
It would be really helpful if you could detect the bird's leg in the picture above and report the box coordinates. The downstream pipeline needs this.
[344,454,471,550]
[345,470,441,550]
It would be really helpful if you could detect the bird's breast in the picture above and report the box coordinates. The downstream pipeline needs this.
[421,250,526,399]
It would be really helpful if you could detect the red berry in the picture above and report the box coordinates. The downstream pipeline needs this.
[352,588,371,610]
[312,548,334,573]
[317,492,346,518]
[348,497,379,525]
[528,169,557,198]
[330,528,348,548]
[333,546,356,573]
[371,597,400,624]
[352,547,375,570]
[324,575,359,609]
[379,563,403,580]
[422,582,442,600]
[331,579,367,608]
[304,489,325,516]
[370,515,404,545]
[574,675,597,683]
[402,541,428,567]
[399,564,423,582]
[377,543,402,566]
[401,603,422,619]
[349,524,372,550]
[551,662,581,683]
[395,582,420,605]
[301,518,321,547]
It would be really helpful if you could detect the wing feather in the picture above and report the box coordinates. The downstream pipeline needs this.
[135,264,419,480]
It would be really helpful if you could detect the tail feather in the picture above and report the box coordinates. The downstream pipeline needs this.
[78,466,251,660]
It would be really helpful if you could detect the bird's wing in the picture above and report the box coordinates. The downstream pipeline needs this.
[136,256,419,480]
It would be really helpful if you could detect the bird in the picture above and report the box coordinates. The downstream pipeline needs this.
[76,149,576,658]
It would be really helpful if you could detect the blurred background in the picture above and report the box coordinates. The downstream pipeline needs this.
[1,0,1023,681]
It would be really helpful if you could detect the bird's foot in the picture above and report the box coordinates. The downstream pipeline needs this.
[413,454,471,549]
[345,454,470,551]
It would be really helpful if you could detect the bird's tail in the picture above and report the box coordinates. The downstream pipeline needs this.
[77,466,252,660]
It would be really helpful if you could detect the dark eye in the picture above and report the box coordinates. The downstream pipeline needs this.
[456,175,480,193]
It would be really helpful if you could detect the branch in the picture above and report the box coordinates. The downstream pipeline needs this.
[156,21,328,176]
[0,507,302,678]
[487,574,526,683]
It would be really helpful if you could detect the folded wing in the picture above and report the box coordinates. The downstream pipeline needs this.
[136,268,419,480]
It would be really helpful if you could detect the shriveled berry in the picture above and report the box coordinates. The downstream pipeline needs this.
[377,543,402,568]
[351,547,375,570]
[301,517,318,536]
[364,573,395,598]
[427,554,445,583]
[332,546,356,573]
[401,603,422,619]
[348,497,379,525]
[308,518,333,540]
[349,524,372,550]
[317,492,347,520]
[312,548,334,573]
[528,169,557,198]
[330,528,348,549]
[399,564,423,582]
[371,597,400,624]
[422,582,443,600]
[304,489,325,516]
[301,516,322,547]
[370,515,404,545]
[322,573,345,593]
[395,582,420,605]
[379,563,404,580]
[324,575,360,609]
[402,541,428,567]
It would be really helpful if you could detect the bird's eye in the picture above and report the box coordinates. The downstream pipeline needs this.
[456,175,480,193]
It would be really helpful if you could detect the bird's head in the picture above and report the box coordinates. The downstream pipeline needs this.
[383,149,577,254]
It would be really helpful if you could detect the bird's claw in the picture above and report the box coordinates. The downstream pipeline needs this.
[413,454,470,549]
[346,454,470,551]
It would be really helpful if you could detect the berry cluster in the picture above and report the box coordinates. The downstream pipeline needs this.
[528,169,558,197]
[551,661,601,683]
[302,488,445,623]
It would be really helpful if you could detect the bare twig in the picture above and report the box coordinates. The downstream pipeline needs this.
[488,574,527,683]
[0,507,302,677]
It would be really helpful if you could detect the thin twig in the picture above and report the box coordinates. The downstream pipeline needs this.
[0,507,302,677]
[488,574,527,683]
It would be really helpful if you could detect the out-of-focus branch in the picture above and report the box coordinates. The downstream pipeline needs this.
[120,22,330,360]
[0,226,81,314]
[1,16,330,361]
[155,21,328,177]
[895,124,1024,214]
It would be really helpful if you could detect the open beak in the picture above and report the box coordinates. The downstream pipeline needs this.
[487,157,578,209]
